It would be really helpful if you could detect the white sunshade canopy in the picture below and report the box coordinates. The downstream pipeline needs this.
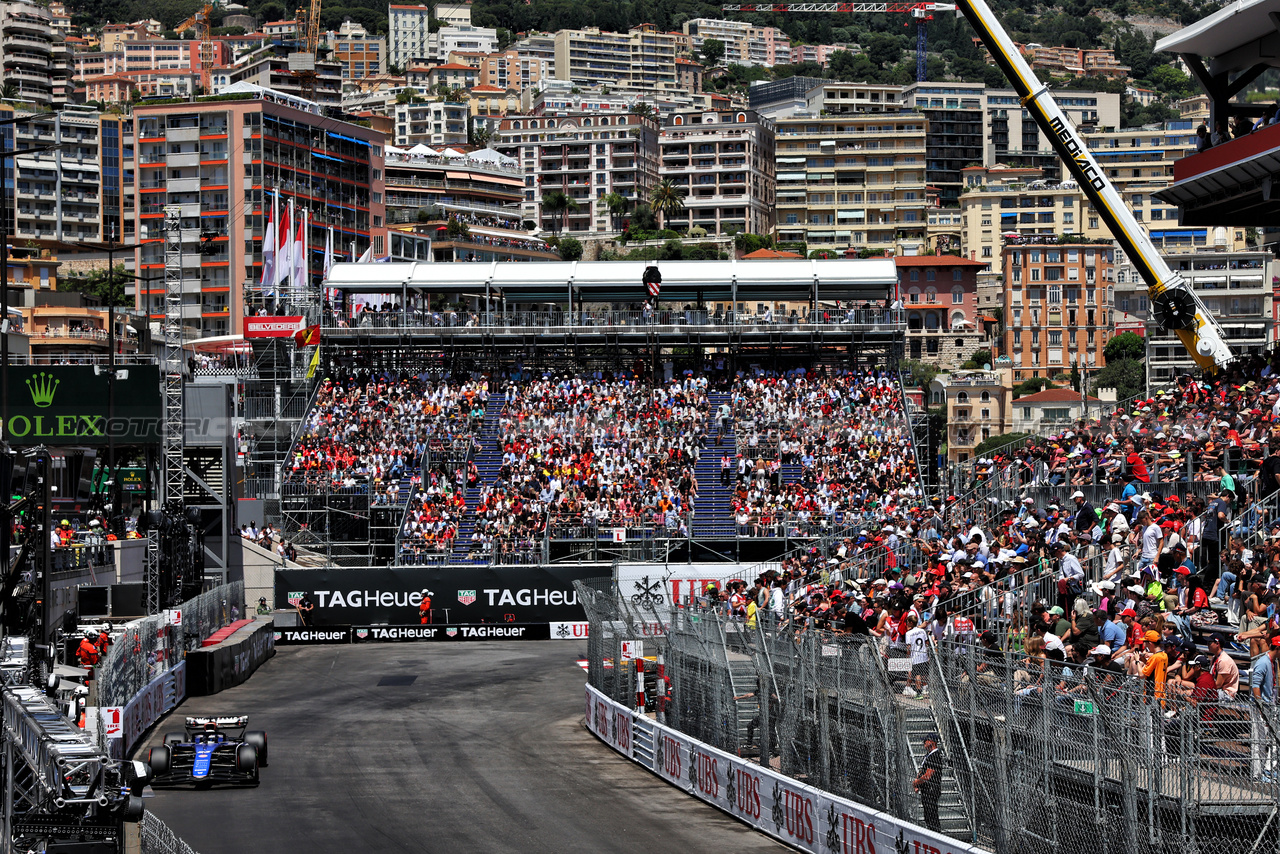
[1156,0,1280,73]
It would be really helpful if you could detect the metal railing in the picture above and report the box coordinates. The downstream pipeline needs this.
[324,308,907,333]
[578,590,1280,854]
[141,812,203,854]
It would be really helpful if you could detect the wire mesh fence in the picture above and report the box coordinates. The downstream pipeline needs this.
[140,811,202,854]
[95,582,245,708]
[576,586,1280,854]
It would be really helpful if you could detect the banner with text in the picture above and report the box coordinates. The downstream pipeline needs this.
[3,365,163,445]
[585,684,990,854]
[616,563,781,610]
[243,316,304,338]
[275,565,606,627]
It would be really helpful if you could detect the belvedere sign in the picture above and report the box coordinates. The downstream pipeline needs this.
[3,366,163,446]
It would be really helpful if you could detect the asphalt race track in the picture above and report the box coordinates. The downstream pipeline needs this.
[138,641,786,853]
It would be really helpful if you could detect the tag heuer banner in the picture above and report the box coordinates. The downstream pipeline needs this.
[3,365,163,446]
[274,565,607,626]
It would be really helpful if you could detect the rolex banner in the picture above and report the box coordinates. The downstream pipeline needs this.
[3,365,163,446]
[274,565,608,627]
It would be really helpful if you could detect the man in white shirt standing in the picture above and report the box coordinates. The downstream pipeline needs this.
[1054,540,1085,614]
[903,614,930,699]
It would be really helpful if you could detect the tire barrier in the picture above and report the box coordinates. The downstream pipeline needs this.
[585,684,992,854]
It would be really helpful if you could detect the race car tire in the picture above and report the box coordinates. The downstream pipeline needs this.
[163,732,183,748]
[236,743,259,778]
[123,793,145,822]
[244,730,268,766]
[147,745,170,777]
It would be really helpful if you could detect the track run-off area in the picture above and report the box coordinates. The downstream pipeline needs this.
[138,641,786,853]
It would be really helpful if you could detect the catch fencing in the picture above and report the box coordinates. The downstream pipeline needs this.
[576,584,1280,854]
[95,582,245,709]
[140,812,202,854]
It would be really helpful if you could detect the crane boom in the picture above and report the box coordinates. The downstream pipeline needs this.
[954,0,1231,369]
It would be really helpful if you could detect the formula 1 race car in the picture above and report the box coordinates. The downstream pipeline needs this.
[146,716,268,787]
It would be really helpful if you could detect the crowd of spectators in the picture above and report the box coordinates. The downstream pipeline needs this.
[728,369,920,535]
[963,364,1280,492]
[286,373,488,504]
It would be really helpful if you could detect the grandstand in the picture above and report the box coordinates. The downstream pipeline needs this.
[267,258,916,565]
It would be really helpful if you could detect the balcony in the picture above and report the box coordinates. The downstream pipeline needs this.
[1156,122,1280,226]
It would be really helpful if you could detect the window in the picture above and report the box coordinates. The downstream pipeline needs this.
[926,269,936,281]
[1023,406,1032,420]
[951,286,963,304]
[953,268,962,280]
[910,269,919,281]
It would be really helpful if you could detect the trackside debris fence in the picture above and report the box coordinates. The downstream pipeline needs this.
[576,581,1280,854]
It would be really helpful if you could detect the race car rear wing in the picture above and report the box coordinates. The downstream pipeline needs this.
[185,715,249,732]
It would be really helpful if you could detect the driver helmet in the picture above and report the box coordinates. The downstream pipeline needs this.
[61,519,71,527]
[84,629,96,639]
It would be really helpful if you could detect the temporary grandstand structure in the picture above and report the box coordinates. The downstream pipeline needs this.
[323,258,899,311]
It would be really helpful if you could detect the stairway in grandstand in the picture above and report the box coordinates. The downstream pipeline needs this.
[449,400,505,561]
[691,391,737,538]
[899,704,972,839]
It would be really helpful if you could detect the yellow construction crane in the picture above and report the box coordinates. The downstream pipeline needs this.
[291,0,323,99]
[198,3,215,94]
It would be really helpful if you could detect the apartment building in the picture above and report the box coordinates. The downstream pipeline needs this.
[328,30,385,80]
[944,369,1013,464]
[393,100,468,147]
[99,114,136,245]
[512,32,555,75]
[1001,239,1116,381]
[1018,44,1130,80]
[681,18,792,66]
[211,49,344,105]
[659,109,776,236]
[984,88,1120,179]
[432,25,496,60]
[1082,121,1197,200]
[902,82,984,208]
[495,111,660,235]
[389,4,433,68]
[122,40,193,70]
[433,2,472,26]
[7,110,102,246]
[896,254,989,368]
[469,46,549,90]
[804,82,905,115]
[1,0,67,106]
[773,111,929,256]
[131,93,386,338]
[385,148,558,262]
[553,25,678,90]
[1113,248,1273,383]
[82,69,200,104]
[408,61,477,90]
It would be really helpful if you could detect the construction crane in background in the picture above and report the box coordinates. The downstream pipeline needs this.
[290,0,323,99]
[722,2,957,82]
[198,3,216,93]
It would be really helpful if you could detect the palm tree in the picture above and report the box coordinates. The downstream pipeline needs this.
[603,192,630,234]
[541,191,579,234]
[1,81,19,102]
[649,179,687,231]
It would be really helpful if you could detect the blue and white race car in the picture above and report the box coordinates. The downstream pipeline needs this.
[146,716,268,787]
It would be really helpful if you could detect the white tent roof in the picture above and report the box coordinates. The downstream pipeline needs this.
[1156,0,1280,73]
[407,143,437,155]
[466,147,516,166]
[441,148,466,158]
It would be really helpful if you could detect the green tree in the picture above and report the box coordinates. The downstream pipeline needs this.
[734,232,773,255]
[64,264,131,307]
[603,191,631,233]
[960,348,992,370]
[974,432,1035,457]
[867,33,903,69]
[649,179,686,230]
[1147,64,1195,100]
[660,238,684,260]
[1095,358,1145,401]
[541,191,577,235]
[558,236,584,261]
[630,203,658,232]
[701,38,725,67]
[0,81,18,101]
[445,218,470,239]
[629,102,655,118]
[1103,331,1145,363]
[901,360,942,389]
[1070,361,1082,392]
[1014,377,1052,398]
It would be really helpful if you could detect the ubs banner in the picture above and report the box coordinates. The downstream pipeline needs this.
[4,365,163,445]
[274,565,603,629]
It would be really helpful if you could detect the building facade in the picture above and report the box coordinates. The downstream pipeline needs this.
[389,4,433,68]
[944,369,1013,464]
[773,111,929,256]
[393,99,468,147]
[1,0,67,106]
[495,111,661,235]
[131,94,386,338]
[553,25,678,90]
[329,30,385,80]
[9,109,102,246]
[1113,248,1273,383]
[895,254,989,368]
[902,82,984,208]
[659,109,776,236]
[1000,239,1116,382]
